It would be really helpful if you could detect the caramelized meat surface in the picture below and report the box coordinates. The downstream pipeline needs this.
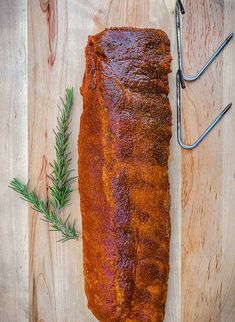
[78,28,172,322]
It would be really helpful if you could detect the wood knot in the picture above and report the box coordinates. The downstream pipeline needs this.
[39,0,58,66]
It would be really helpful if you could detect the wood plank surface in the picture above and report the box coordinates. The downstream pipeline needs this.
[0,1,28,321]
[221,3,235,321]
[181,1,235,321]
[28,1,179,321]
[0,0,234,321]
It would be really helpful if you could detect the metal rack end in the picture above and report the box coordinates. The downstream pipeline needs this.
[177,0,185,14]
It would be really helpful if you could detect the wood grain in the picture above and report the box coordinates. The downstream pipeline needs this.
[0,0,234,321]
[221,3,235,321]
[0,1,28,321]
[181,1,235,321]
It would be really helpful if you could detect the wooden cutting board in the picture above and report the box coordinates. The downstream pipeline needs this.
[1,0,234,321]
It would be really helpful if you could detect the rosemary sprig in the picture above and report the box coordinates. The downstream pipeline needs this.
[9,88,79,242]
[49,88,77,211]
[9,178,78,242]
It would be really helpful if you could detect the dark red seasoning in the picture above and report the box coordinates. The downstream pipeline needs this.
[78,28,172,322]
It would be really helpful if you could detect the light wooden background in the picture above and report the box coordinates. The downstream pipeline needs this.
[0,0,234,321]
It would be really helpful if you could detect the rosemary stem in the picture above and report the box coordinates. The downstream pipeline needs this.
[9,178,78,241]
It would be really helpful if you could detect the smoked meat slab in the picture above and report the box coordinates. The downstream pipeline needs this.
[78,28,172,322]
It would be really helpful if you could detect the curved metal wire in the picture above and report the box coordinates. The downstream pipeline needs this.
[176,0,233,88]
[176,71,232,150]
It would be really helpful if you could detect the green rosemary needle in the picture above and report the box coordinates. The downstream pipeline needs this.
[9,178,78,242]
[49,88,77,211]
